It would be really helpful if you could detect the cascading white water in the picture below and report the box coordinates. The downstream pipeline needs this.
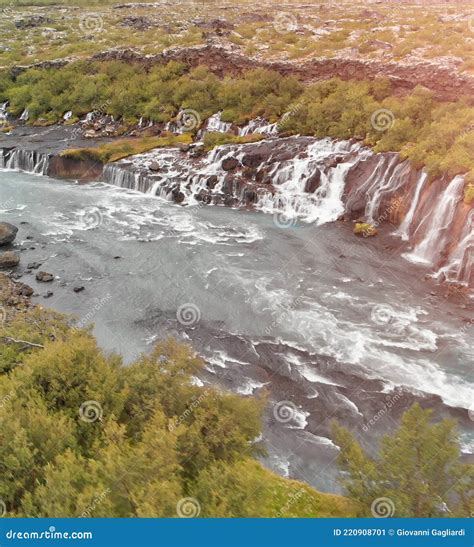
[0,148,50,175]
[205,112,232,134]
[238,117,278,137]
[103,163,154,194]
[0,101,8,123]
[434,210,473,285]
[396,171,428,241]
[256,139,367,224]
[19,108,29,122]
[364,159,412,222]
[102,137,369,224]
[404,175,465,266]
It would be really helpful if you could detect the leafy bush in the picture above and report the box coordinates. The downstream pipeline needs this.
[1,62,473,180]
[0,306,354,518]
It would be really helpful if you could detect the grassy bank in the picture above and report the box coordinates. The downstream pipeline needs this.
[60,134,193,164]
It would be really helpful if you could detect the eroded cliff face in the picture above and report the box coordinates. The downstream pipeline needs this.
[11,43,474,103]
[89,44,474,102]
[1,133,472,288]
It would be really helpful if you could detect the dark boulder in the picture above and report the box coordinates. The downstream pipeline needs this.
[15,283,34,297]
[242,154,264,168]
[171,188,185,204]
[324,155,345,170]
[206,175,218,189]
[222,157,239,171]
[0,251,20,269]
[14,15,52,29]
[36,271,54,282]
[0,222,18,246]
[304,170,322,193]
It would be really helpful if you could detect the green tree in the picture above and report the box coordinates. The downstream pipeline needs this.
[0,307,356,518]
[333,404,473,517]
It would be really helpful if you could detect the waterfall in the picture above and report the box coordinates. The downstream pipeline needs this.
[238,118,279,137]
[343,153,397,217]
[205,112,232,134]
[19,108,29,122]
[0,148,50,175]
[102,163,155,194]
[434,210,473,286]
[0,101,8,122]
[101,137,368,220]
[364,159,412,222]
[396,171,428,241]
[404,175,465,266]
[63,111,73,121]
[256,139,365,224]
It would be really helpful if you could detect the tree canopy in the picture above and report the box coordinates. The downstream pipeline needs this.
[0,306,353,518]
[332,405,473,518]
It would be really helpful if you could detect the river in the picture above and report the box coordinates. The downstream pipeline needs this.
[0,169,472,493]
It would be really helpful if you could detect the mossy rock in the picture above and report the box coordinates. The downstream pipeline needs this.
[354,222,377,237]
